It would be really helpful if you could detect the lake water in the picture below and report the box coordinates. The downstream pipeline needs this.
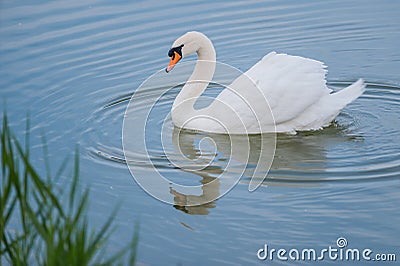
[1,0,399,265]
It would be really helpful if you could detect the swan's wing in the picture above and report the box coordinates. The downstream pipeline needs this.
[218,52,331,126]
[248,52,332,124]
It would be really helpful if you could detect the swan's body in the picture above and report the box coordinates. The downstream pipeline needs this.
[167,31,365,134]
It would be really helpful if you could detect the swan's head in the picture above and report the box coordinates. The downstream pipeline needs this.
[166,44,184,73]
[166,31,208,72]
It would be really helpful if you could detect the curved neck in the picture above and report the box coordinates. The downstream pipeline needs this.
[172,36,216,128]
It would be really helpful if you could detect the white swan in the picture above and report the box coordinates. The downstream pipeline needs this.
[166,31,365,134]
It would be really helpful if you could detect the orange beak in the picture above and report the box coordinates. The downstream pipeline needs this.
[166,51,182,73]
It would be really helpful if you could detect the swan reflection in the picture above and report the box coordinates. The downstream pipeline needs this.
[170,170,219,215]
[169,125,353,214]
[169,126,275,214]
[169,128,221,215]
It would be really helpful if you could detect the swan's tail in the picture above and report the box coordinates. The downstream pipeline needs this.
[331,78,366,108]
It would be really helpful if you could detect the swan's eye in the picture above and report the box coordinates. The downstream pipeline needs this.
[168,49,174,57]
[168,44,184,58]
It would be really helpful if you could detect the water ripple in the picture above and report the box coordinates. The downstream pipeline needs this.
[2,0,400,263]
[2,0,399,186]
[84,80,400,185]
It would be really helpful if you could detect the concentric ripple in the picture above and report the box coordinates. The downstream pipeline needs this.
[85,80,400,186]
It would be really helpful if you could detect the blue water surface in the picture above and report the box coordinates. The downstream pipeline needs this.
[1,0,399,265]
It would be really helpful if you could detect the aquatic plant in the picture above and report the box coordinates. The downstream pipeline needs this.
[1,114,138,265]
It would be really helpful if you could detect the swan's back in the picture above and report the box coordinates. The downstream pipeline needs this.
[216,52,365,133]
